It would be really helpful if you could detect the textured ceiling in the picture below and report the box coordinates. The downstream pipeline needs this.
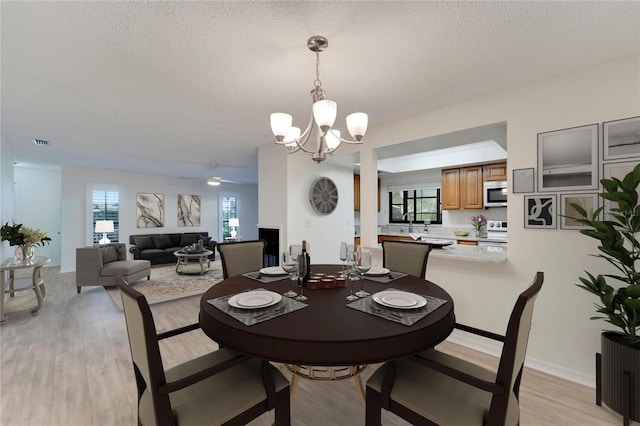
[2,1,639,184]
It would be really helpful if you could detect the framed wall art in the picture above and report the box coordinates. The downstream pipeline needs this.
[524,194,557,229]
[559,193,599,230]
[537,124,598,192]
[177,194,201,227]
[136,193,164,228]
[603,115,640,161]
[512,168,535,193]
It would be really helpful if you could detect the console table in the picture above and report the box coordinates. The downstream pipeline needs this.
[0,256,51,323]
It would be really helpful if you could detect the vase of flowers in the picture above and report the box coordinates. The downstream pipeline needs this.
[1,221,52,263]
[470,215,487,237]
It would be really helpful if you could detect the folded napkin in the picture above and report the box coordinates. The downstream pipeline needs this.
[242,271,290,283]
[347,291,447,326]
[363,271,408,283]
[207,289,307,326]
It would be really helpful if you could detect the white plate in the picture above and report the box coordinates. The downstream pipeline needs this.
[259,266,288,276]
[372,290,427,310]
[364,267,390,276]
[228,291,282,309]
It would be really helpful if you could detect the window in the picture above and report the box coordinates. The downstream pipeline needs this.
[221,195,238,238]
[389,189,441,225]
[90,188,120,245]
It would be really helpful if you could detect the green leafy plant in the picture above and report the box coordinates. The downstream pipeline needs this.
[0,221,52,247]
[569,163,640,347]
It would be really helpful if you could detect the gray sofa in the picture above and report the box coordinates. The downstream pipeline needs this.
[76,243,151,293]
[129,232,217,265]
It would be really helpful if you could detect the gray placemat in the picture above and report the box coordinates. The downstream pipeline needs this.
[207,289,307,326]
[346,289,447,326]
[242,271,290,283]
[363,271,408,283]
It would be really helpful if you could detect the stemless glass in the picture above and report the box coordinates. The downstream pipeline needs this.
[355,251,372,298]
[339,242,348,277]
[281,252,298,298]
[346,251,360,301]
[295,254,308,301]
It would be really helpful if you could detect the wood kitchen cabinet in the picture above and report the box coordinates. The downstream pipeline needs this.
[442,161,507,210]
[441,168,461,210]
[460,166,483,210]
[354,175,381,212]
[483,162,507,181]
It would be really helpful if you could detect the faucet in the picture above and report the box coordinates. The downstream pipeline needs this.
[401,212,413,233]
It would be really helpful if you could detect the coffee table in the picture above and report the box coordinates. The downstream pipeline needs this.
[173,249,213,275]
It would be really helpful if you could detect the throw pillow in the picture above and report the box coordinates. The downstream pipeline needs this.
[179,234,199,246]
[198,234,210,244]
[100,246,119,264]
[133,236,154,250]
[152,235,172,249]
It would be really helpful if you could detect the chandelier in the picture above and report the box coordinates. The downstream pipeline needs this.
[270,36,368,163]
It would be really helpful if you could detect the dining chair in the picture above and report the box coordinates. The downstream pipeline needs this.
[115,275,290,426]
[365,271,544,426]
[217,240,266,279]
[382,240,432,278]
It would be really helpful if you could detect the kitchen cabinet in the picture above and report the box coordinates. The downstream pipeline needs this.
[442,162,507,210]
[354,236,361,246]
[442,166,482,210]
[483,162,507,181]
[441,168,461,210]
[377,235,413,244]
[460,166,483,210]
[354,175,381,212]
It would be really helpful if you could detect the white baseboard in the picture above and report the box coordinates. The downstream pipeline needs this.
[446,333,596,389]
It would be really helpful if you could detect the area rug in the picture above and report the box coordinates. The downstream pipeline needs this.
[106,261,224,310]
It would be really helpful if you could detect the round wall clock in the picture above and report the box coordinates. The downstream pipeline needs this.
[309,177,339,215]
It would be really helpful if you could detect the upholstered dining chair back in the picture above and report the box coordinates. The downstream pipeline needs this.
[218,240,266,279]
[382,240,432,278]
[365,272,544,426]
[116,275,291,426]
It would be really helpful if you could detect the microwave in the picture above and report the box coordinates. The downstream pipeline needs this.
[483,181,508,207]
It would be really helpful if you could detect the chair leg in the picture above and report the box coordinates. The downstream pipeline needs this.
[77,286,81,294]
[274,386,291,426]
[365,386,382,426]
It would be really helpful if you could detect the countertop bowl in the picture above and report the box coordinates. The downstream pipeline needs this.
[454,231,470,237]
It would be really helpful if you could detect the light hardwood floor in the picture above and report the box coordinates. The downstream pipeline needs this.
[0,266,627,425]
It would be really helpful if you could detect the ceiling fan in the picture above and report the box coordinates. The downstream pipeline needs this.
[183,163,240,185]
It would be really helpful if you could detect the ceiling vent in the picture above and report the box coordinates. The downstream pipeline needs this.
[33,139,50,146]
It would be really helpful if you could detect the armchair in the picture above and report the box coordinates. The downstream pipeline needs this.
[75,243,150,294]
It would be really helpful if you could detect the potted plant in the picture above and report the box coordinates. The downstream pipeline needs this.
[1,221,51,262]
[569,163,640,424]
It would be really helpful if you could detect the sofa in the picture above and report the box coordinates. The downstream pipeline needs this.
[76,243,151,293]
[129,232,217,265]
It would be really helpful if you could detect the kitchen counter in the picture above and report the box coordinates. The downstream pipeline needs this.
[427,243,507,264]
[375,231,506,244]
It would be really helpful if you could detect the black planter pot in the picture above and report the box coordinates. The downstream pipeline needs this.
[596,332,640,425]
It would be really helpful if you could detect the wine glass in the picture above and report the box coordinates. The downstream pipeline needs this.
[355,251,371,298]
[339,242,348,277]
[346,251,360,301]
[281,252,298,298]
[295,254,308,301]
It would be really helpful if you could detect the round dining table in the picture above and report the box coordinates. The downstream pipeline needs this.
[199,265,455,367]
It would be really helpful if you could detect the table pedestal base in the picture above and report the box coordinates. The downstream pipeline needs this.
[286,364,368,403]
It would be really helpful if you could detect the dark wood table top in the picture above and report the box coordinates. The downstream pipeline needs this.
[199,265,455,366]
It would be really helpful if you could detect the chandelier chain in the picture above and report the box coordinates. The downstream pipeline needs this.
[314,51,322,88]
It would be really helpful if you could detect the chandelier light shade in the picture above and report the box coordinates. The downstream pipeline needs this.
[270,35,368,163]
[95,220,114,245]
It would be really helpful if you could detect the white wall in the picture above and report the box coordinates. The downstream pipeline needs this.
[61,166,258,272]
[0,132,16,261]
[260,54,640,385]
[14,164,62,265]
